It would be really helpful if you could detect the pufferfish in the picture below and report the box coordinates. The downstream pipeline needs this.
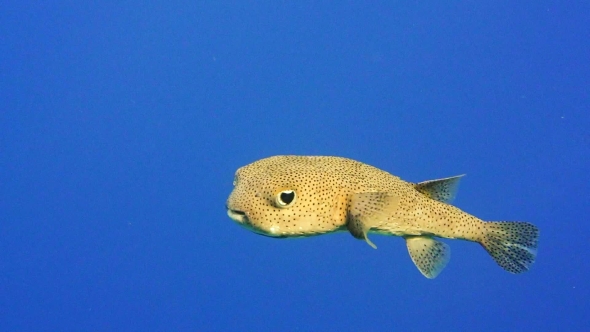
[226,155,539,278]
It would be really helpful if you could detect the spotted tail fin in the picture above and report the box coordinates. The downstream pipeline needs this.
[480,221,539,273]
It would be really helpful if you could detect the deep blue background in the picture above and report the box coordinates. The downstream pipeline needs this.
[1,1,589,331]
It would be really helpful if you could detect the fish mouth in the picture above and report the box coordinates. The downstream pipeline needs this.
[226,207,281,238]
[227,208,248,224]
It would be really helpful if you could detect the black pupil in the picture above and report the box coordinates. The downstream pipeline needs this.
[280,191,295,205]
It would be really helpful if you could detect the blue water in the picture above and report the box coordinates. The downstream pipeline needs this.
[1,2,588,331]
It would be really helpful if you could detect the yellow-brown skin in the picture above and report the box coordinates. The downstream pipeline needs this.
[227,155,482,240]
[226,155,538,277]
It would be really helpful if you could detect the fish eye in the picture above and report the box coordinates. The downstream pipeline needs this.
[276,190,296,207]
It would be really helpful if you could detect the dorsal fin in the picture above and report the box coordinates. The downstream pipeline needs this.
[415,175,464,203]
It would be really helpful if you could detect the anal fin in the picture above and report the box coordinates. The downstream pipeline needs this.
[405,236,451,279]
[347,192,400,249]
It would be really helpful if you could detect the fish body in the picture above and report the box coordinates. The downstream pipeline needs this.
[226,155,539,278]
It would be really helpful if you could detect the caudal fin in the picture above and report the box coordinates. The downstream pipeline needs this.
[480,221,539,273]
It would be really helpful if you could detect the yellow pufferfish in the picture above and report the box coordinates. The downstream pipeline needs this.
[226,155,539,278]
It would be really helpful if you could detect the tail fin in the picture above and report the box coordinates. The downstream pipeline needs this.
[480,221,539,273]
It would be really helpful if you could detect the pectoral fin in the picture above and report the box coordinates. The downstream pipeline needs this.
[415,175,464,203]
[405,236,450,279]
[347,192,400,249]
